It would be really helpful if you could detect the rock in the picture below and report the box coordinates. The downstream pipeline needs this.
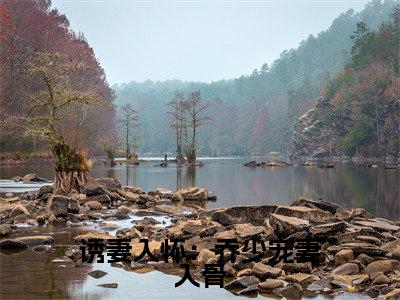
[274,205,332,221]
[252,262,282,279]
[116,228,142,239]
[37,185,54,198]
[86,194,111,204]
[273,282,303,297]
[278,262,312,274]
[172,187,208,202]
[98,283,118,288]
[32,244,52,252]
[82,183,106,197]
[0,225,13,238]
[353,220,400,232]
[0,235,54,249]
[5,193,13,198]
[155,188,173,198]
[85,200,102,210]
[291,198,340,214]
[231,223,264,242]
[137,194,158,205]
[117,205,131,215]
[88,270,108,279]
[237,284,258,295]
[237,269,253,277]
[21,174,50,183]
[73,232,113,243]
[8,204,30,218]
[116,189,140,202]
[131,240,161,260]
[285,273,320,285]
[244,161,261,167]
[309,222,346,238]
[327,242,386,256]
[385,288,400,299]
[335,208,374,219]
[268,213,310,236]
[355,235,383,245]
[196,249,217,266]
[93,177,122,192]
[212,205,277,226]
[46,195,69,217]
[67,199,79,214]
[365,260,400,275]
[334,249,354,267]
[225,276,260,289]
[307,278,333,293]
[372,275,390,285]
[331,263,359,275]
[258,279,285,290]
[101,222,119,230]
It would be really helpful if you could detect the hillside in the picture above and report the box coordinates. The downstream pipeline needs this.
[293,6,400,160]
[114,0,398,156]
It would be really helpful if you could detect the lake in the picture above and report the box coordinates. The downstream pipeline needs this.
[0,157,398,300]
[1,157,399,219]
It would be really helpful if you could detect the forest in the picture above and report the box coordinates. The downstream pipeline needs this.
[0,0,399,161]
[113,0,399,157]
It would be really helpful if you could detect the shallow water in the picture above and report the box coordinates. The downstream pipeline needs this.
[1,157,399,219]
[0,157,398,299]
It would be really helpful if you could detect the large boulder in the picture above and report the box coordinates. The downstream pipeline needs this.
[291,198,340,214]
[364,260,400,275]
[0,235,54,249]
[274,206,332,222]
[20,174,50,183]
[93,178,122,192]
[212,205,277,226]
[46,195,70,217]
[172,187,208,202]
[268,213,310,236]
[85,194,111,204]
[309,222,346,238]
[82,183,106,197]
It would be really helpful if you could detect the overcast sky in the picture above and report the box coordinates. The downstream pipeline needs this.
[52,0,370,85]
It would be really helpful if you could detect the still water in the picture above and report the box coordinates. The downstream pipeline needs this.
[1,157,399,219]
[0,157,398,300]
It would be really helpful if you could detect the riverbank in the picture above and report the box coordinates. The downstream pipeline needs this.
[1,177,399,299]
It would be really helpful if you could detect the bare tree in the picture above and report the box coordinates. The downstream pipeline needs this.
[183,91,210,163]
[25,52,109,193]
[118,103,139,159]
[167,91,186,162]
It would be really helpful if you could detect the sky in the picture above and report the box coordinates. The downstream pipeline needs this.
[52,0,371,85]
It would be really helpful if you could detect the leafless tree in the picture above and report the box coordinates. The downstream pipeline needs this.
[118,103,139,159]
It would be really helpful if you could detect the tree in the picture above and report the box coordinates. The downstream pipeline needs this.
[167,91,186,162]
[99,136,121,166]
[25,52,109,193]
[118,103,139,159]
[182,91,209,163]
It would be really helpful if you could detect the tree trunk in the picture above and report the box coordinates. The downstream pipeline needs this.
[54,170,90,194]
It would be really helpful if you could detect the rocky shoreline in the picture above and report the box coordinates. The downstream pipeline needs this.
[1,177,400,299]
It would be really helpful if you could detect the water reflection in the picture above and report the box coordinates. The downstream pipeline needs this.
[0,158,399,219]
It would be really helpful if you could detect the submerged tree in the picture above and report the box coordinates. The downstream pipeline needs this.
[167,91,186,162]
[99,136,121,166]
[183,91,210,163]
[25,52,109,193]
[118,103,139,159]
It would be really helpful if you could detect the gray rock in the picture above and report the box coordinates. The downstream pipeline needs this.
[93,178,122,192]
[46,195,70,217]
[88,270,108,279]
[274,205,332,222]
[268,213,310,236]
[86,194,111,204]
[225,275,260,289]
[212,205,277,226]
